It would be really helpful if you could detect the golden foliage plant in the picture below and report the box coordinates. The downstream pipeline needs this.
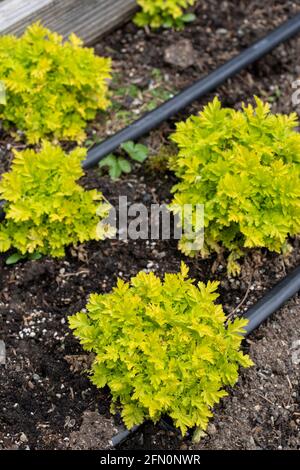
[0,23,111,143]
[0,142,113,257]
[134,0,196,29]
[69,263,253,434]
[170,97,300,274]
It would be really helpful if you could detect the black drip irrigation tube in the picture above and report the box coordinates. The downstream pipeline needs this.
[83,12,300,170]
[111,264,300,447]
[244,265,300,334]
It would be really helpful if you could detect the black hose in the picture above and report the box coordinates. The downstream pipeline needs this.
[244,264,300,334]
[111,264,300,447]
[83,12,300,170]
[110,425,140,447]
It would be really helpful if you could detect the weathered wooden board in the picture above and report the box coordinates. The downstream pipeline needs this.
[0,0,137,44]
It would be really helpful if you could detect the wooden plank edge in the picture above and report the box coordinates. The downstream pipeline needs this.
[0,0,138,45]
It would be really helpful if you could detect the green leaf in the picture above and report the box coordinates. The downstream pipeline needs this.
[181,13,196,23]
[109,161,122,180]
[84,139,94,147]
[6,252,23,265]
[118,157,132,174]
[0,81,6,105]
[163,19,173,28]
[29,252,42,261]
[192,427,206,443]
[98,154,117,168]
[121,141,148,163]
[99,154,127,180]
[120,141,135,155]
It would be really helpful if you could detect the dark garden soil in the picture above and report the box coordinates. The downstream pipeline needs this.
[1,0,300,451]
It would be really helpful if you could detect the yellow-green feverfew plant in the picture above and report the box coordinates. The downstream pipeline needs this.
[0,142,112,258]
[170,97,300,274]
[0,23,111,143]
[69,263,253,434]
[134,0,196,29]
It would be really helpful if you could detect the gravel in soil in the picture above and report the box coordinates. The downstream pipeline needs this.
[1,0,300,450]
